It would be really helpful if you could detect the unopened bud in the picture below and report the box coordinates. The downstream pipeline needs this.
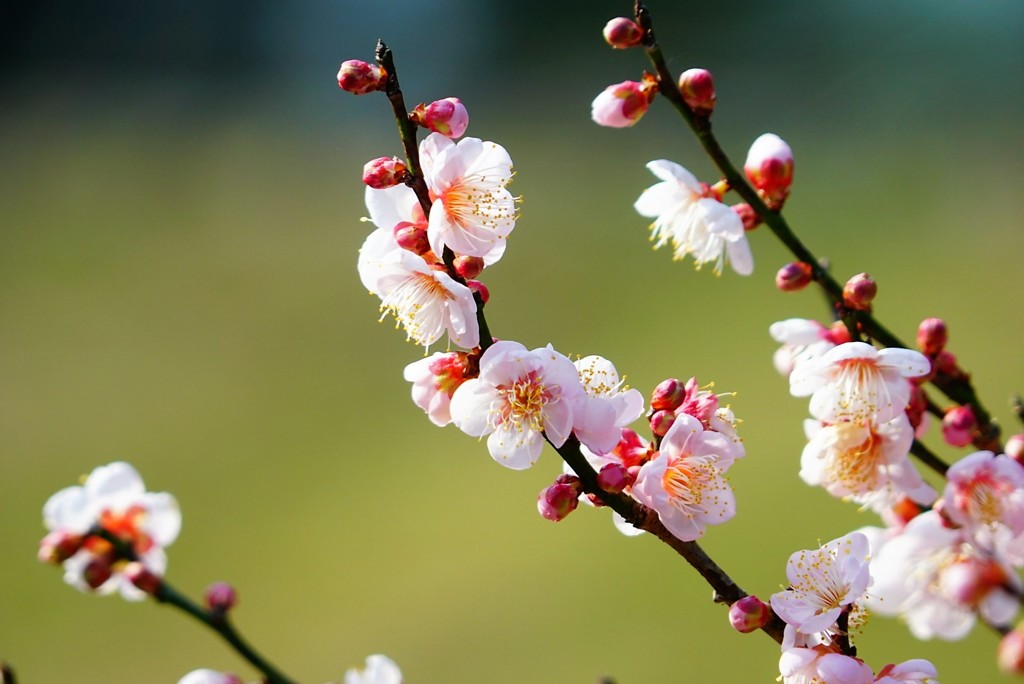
[602,17,643,49]
[824,321,853,345]
[123,561,162,595]
[775,262,813,292]
[205,581,239,614]
[744,133,793,206]
[905,384,928,432]
[916,317,948,357]
[337,60,386,95]
[597,463,632,494]
[999,626,1024,674]
[82,557,113,590]
[453,255,485,280]
[678,68,716,115]
[393,221,430,255]
[538,476,582,522]
[842,272,877,311]
[940,557,1008,607]
[591,75,658,128]
[942,405,977,447]
[651,378,686,412]
[732,203,760,231]
[729,595,770,633]
[38,530,84,564]
[411,97,469,139]
[650,409,676,437]
[1006,434,1024,464]
[467,279,489,305]
[362,156,408,189]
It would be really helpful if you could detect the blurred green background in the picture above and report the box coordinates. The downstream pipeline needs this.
[3,1,1024,681]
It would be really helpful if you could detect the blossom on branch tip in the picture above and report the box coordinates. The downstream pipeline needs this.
[634,159,753,275]
[678,68,716,115]
[602,17,643,49]
[591,77,657,128]
[420,132,516,262]
[449,341,584,470]
[941,450,1024,555]
[41,461,181,601]
[631,414,737,542]
[337,60,386,95]
[345,654,403,684]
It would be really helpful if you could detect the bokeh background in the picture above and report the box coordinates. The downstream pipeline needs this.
[4,1,1024,681]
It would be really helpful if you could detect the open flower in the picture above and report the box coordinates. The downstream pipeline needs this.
[941,450,1024,553]
[789,342,930,425]
[770,532,871,636]
[420,132,516,261]
[779,645,874,684]
[634,159,753,275]
[572,354,644,454]
[449,341,584,469]
[41,462,181,601]
[631,414,737,541]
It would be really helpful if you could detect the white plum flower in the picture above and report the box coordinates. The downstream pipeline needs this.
[631,413,737,542]
[357,227,479,350]
[789,342,930,425]
[449,340,584,470]
[941,450,1024,557]
[634,159,753,275]
[41,461,181,601]
[770,317,846,377]
[572,355,644,455]
[779,646,874,684]
[770,532,871,636]
[345,654,403,684]
[420,132,516,261]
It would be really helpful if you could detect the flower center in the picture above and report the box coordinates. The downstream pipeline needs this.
[379,271,454,346]
[494,372,552,433]
[661,456,721,516]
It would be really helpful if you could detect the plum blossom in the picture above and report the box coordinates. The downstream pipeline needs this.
[800,415,935,509]
[634,159,753,275]
[789,342,930,425]
[345,654,403,684]
[941,450,1024,556]
[41,461,181,601]
[449,341,584,469]
[358,227,479,350]
[770,532,871,636]
[403,352,472,426]
[177,670,242,684]
[420,132,516,261]
[770,318,849,377]
[873,660,940,683]
[779,646,874,684]
[631,414,737,542]
[572,355,644,454]
[865,511,1019,640]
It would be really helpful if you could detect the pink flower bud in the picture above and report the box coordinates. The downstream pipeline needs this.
[728,595,770,633]
[842,272,877,311]
[823,321,852,345]
[38,530,84,564]
[466,279,489,305]
[591,76,658,128]
[83,557,113,590]
[411,97,470,139]
[1000,627,1024,674]
[916,317,948,357]
[939,557,1008,607]
[744,133,794,206]
[732,203,760,231]
[538,476,582,522]
[393,221,431,255]
[650,378,686,412]
[775,262,813,292]
[678,68,716,115]
[942,405,977,447]
[650,409,676,437]
[602,17,643,49]
[597,463,632,494]
[362,156,408,189]
[453,255,485,280]
[1006,434,1024,464]
[906,384,928,432]
[337,60,386,95]
[205,581,239,614]
[123,561,162,595]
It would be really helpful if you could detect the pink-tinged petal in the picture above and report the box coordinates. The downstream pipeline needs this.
[487,424,542,470]
[815,653,874,684]
[574,398,619,454]
[613,388,645,426]
[877,347,931,378]
[543,400,575,448]
[646,159,701,191]
[612,511,645,537]
[659,413,705,459]
[779,647,818,678]
[449,379,493,437]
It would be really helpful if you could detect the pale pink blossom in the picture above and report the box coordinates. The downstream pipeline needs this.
[572,355,644,454]
[800,415,935,508]
[873,659,940,683]
[635,160,753,275]
[941,450,1024,555]
[779,646,874,684]
[357,227,479,350]
[769,318,843,376]
[403,352,471,426]
[789,342,930,425]
[345,654,403,684]
[770,532,871,636]
[449,341,584,469]
[177,670,242,684]
[41,462,181,601]
[419,132,515,261]
[631,414,736,542]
